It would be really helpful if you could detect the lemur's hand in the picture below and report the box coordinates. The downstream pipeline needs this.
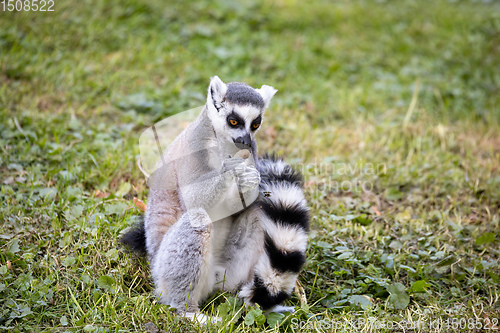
[234,164,260,192]
[221,157,244,173]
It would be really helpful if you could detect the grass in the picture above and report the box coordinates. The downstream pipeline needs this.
[1,0,499,331]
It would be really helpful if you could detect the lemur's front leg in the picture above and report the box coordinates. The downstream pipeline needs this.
[180,168,236,211]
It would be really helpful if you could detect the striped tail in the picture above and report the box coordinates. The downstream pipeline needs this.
[120,215,147,255]
[239,154,309,310]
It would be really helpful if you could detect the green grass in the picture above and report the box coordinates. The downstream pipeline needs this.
[1,0,500,331]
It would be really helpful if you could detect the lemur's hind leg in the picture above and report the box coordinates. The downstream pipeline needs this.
[217,207,265,292]
[151,208,216,313]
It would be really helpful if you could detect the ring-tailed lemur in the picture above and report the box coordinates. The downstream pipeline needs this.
[121,77,309,321]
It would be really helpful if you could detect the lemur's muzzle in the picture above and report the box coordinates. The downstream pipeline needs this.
[234,134,252,150]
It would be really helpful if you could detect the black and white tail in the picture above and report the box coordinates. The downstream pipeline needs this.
[121,215,147,255]
[239,154,309,310]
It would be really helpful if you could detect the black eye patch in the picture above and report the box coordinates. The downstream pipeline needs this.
[251,115,262,131]
[227,111,245,128]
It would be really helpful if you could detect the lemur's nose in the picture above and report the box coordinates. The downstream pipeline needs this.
[234,134,252,148]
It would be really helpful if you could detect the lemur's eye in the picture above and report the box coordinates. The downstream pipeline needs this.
[252,123,260,130]
[229,119,238,126]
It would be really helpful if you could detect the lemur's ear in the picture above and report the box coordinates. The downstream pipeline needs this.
[207,76,227,112]
[256,85,278,109]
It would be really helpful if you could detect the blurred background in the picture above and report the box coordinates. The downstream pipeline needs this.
[2,0,499,122]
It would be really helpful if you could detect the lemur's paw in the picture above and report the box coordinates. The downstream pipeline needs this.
[222,157,245,173]
[183,312,221,325]
[235,165,260,192]
[237,284,254,304]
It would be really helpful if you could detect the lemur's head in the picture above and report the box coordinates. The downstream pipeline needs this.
[206,76,277,150]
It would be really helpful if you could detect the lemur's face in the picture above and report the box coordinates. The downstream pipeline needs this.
[206,77,277,151]
[222,103,262,149]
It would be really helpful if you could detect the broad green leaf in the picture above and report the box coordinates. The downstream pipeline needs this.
[476,232,495,245]
[82,274,91,285]
[354,215,372,226]
[66,186,83,199]
[389,240,403,251]
[244,311,256,326]
[104,202,128,215]
[106,248,119,261]
[68,118,81,130]
[9,239,20,253]
[115,182,131,197]
[83,325,95,332]
[488,272,500,284]
[23,252,35,261]
[38,187,57,200]
[337,252,353,260]
[244,308,265,326]
[410,280,430,293]
[386,283,410,310]
[343,214,359,221]
[266,312,285,327]
[315,241,332,249]
[67,205,84,221]
[218,297,243,322]
[89,213,106,223]
[10,306,32,318]
[217,302,231,319]
[385,187,403,200]
[348,295,373,309]
[255,313,266,325]
[61,256,76,267]
[97,275,115,292]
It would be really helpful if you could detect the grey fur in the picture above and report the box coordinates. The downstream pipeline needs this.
[145,108,243,261]
[151,209,212,311]
[226,82,265,108]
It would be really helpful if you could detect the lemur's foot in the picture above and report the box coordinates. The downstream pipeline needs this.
[183,312,221,325]
[266,305,295,314]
